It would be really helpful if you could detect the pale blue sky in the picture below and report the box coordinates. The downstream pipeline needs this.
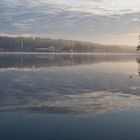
[0,0,140,45]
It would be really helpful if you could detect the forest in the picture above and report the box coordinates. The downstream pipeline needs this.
[0,36,135,53]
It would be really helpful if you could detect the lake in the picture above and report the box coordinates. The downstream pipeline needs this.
[0,53,140,140]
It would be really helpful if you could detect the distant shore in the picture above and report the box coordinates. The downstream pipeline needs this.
[0,52,139,56]
[0,36,136,53]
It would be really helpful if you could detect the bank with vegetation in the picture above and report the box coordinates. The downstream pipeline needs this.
[0,36,135,53]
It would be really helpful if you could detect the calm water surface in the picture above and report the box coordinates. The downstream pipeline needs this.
[0,53,140,140]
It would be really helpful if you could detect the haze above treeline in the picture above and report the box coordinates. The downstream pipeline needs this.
[0,36,136,53]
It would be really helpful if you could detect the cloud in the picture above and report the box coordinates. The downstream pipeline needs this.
[37,0,140,16]
[0,0,140,45]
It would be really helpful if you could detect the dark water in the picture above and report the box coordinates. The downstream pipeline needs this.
[0,53,140,140]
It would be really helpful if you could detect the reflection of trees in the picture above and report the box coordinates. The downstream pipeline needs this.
[137,45,140,51]
[136,56,140,76]
[0,54,136,70]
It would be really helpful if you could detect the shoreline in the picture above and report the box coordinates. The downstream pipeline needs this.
[0,52,139,56]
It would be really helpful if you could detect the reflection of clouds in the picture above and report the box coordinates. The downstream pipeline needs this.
[1,91,140,117]
[130,86,140,90]
[0,55,140,117]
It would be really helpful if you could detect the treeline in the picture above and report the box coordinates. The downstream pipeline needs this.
[0,36,135,53]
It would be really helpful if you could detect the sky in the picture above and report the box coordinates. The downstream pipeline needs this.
[0,0,140,45]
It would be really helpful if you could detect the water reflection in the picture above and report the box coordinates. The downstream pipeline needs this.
[0,54,140,117]
[0,54,137,70]
[136,56,140,77]
[1,91,140,117]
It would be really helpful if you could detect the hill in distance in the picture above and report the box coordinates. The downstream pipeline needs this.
[0,36,136,53]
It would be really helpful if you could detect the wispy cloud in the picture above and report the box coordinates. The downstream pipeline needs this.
[0,0,140,45]
[37,0,140,15]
